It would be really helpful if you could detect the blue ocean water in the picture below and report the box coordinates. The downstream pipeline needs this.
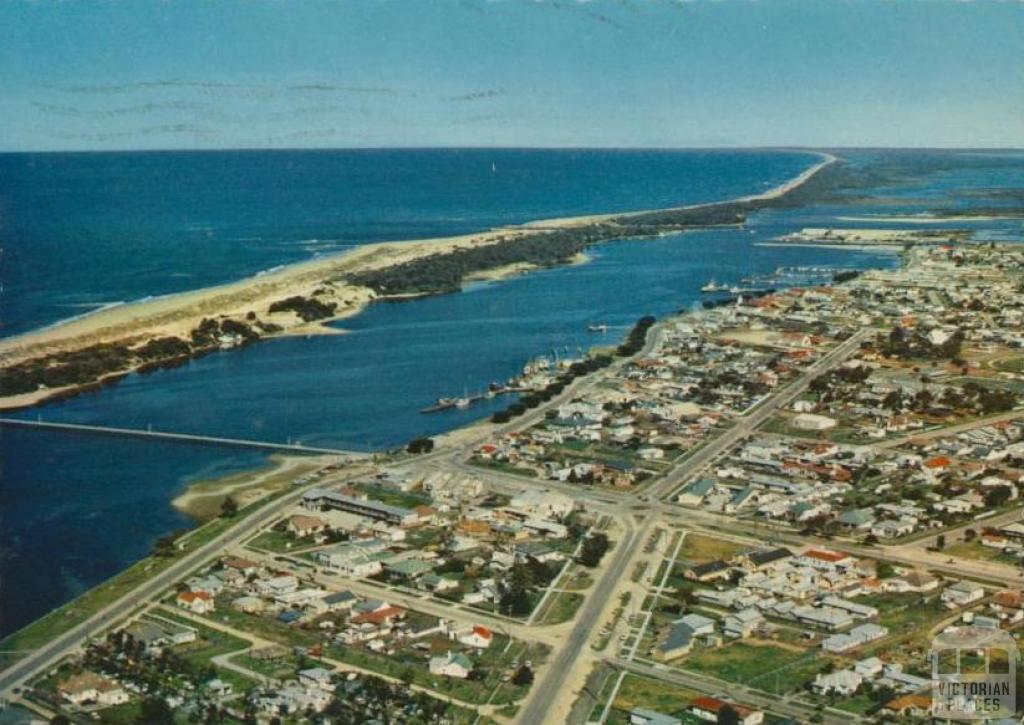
[2,148,1023,637]
[0,148,814,338]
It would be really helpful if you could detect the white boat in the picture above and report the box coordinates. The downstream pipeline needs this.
[587,323,609,333]
[700,279,722,293]
[455,397,471,409]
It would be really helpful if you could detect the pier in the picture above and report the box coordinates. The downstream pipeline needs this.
[0,418,365,457]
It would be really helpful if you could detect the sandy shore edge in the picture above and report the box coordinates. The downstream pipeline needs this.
[0,151,836,410]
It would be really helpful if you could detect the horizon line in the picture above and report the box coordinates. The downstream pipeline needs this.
[2,144,1023,156]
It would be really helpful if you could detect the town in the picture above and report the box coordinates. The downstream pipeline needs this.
[4,238,1024,724]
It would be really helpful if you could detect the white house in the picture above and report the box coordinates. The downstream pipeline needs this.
[942,580,985,608]
[456,625,494,649]
[429,651,474,679]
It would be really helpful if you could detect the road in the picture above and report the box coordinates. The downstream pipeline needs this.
[647,328,873,499]
[613,659,855,725]
[870,408,1024,450]
[517,516,643,725]
[239,549,567,647]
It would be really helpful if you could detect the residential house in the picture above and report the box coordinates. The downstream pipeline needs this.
[429,652,474,679]
[58,672,130,708]
[688,697,764,725]
[942,581,985,608]
[176,590,215,615]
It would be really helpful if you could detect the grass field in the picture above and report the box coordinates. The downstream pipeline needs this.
[469,459,538,478]
[683,641,822,694]
[993,356,1024,374]
[607,673,703,723]
[536,591,585,625]
[944,541,1018,564]
[677,533,747,564]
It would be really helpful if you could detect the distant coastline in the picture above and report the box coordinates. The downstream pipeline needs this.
[0,152,836,411]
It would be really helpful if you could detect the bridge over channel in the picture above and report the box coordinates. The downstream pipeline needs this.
[0,417,367,457]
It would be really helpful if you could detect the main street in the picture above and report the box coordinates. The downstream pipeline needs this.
[646,327,874,499]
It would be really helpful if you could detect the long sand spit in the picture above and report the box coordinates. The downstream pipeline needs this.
[0,152,836,410]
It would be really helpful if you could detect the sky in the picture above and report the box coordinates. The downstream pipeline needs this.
[1,0,1022,151]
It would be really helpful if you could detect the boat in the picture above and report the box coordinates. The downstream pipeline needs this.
[420,397,457,413]
[700,279,723,293]
[587,323,609,333]
[455,397,471,409]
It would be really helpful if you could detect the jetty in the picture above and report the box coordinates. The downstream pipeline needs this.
[0,418,366,457]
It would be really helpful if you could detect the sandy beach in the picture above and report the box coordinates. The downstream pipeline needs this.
[0,151,837,410]
[171,453,339,522]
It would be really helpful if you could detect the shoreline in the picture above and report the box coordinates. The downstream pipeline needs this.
[171,453,335,522]
[0,151,836,411]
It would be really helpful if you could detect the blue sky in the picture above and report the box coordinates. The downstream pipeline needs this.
[2,0,1022,151]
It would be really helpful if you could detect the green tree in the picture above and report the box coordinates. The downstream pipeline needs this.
[407,437,435,454]
[512,664,534,686]
[717,705,741,725]
[138,696,175,725]
[579,533,611,568]
[220,496,239,518]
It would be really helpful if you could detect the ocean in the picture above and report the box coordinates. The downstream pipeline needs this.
[2,148,1023,636]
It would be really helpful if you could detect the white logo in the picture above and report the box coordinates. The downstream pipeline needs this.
[931,626,1017,720]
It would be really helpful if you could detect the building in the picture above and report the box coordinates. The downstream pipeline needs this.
[429,651,474,679]
[316,539,389,577]
[657,614,716,660]
[683,559,733,582]
[457,625,494,649]
[689,697,764,725]
[58,671,130,708]
[881,694,932,718]
[792,413,837,431]
[507,489,574,519]
[288,514,327,538]
[942,580,985,608]
[821,623,889,653]
[302,489,418,526]
[176,590,215,614]
[124,617,197,652]
[629,708,682,725]
[733,547,793,571]
[299,667,336,692]
[312,590,358,614]
[811,669,863,696]
[723,608,763,639]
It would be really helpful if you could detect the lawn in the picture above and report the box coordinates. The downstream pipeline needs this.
[562,569,595,592]
[326,636,546,706]
[149,609,252,667]
[247,527,309,553]
[944,541,1018,565]
[682,641,823,694]
[606,673,703,724]
[993,356,1024,374]
[535,591,584,625]
[469,458,538,478]
[853,592,947,632]
[677,533,747,564]
[352,482,433,510]
[832,692,879,716]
